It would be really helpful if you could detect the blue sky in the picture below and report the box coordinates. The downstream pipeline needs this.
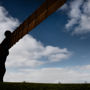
[0,0,90,83]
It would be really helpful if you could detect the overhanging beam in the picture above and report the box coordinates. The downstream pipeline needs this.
[1,0,67,49]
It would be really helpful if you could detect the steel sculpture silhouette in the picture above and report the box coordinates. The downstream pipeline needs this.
[0,0,67,82]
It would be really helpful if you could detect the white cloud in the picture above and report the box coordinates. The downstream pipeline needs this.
[0,6,19,42]
[6,35,71,68]
[0,6,71,82]
[57,3,68,11]
[65,0,90,35]
[4,65,90,83]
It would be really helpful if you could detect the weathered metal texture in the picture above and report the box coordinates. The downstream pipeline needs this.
[1,0,67,49]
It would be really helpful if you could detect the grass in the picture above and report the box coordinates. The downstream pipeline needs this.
[0,82,90,90]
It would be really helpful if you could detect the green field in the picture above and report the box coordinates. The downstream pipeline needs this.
[0,82,90,90]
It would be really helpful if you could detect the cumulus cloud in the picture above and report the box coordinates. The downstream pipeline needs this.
[6,35,71,68]
[64,0,90,35]
[0,6,71,82]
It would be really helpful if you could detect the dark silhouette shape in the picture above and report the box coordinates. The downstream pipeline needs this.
[5,31,12,37]
[0,30,11,82]
[0,47,9,82]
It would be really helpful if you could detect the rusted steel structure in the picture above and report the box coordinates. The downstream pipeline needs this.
[0,0,67,82]
[1,0,66,50]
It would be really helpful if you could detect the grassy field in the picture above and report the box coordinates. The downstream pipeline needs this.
[0,82,90,90]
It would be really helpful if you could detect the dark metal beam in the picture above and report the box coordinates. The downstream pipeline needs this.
[1,0,67,49]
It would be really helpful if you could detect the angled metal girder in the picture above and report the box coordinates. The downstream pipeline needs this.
[1,0,67,49]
